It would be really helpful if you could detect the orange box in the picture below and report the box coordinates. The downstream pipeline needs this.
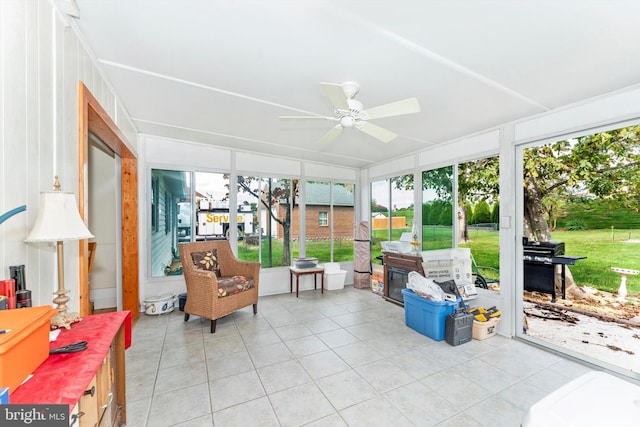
[0,305,57,393]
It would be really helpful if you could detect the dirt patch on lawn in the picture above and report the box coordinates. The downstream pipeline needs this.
[523,289,640,373]
[524,289,640,323]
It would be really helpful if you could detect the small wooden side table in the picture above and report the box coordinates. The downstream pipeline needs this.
[289,266,325,297]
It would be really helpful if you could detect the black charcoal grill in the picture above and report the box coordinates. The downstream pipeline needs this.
[523,238,585,302]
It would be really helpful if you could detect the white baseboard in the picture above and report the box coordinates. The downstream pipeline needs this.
[90,287,117,310]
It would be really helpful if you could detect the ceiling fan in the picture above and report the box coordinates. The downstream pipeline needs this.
[279,81,421,144]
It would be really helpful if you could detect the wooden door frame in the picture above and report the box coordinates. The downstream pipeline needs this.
[78,81,139,319]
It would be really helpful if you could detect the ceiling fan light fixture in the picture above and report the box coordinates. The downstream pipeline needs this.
[340,116,356,128]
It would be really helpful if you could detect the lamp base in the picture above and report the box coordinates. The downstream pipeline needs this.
[50,311,82,330]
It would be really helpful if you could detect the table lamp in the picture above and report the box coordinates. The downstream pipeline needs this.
[25,176,94,328]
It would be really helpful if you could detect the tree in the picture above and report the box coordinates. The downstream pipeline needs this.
[472,200,491,224]
[371,199,388,214]
[490,202,500,225]
[422,203,431,225]
[522,129,640,297]
[458,158,499,241]
[231,176,298,267]
[393,167,454,227]
[523,127,640,241]
[541,192,565,230]
[438,203,453,226]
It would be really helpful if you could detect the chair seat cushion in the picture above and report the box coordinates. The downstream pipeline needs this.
[217,276,255,298]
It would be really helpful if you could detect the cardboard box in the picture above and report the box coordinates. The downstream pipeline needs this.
[472,317,500,340]
[421,248,472,285]
[0,306,57,393]
[371,275,384,295]
[422,258,472,285]
[402,288,459,341]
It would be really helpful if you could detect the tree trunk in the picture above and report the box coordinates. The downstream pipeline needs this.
[456,205,469,243]
[282,206,291,266]
[523,175,552,241]
[282,225,290,266]
[523,175,591,300]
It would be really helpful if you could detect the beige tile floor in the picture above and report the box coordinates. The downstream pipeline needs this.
[125,286,596,427]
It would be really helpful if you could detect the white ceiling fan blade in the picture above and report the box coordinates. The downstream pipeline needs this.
[357,121,397,143]
[320,82,349,111]
[363,97,421,120]
[319,125,343,144]
[279,115,333,121]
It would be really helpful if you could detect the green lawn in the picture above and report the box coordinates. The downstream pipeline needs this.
[371,226,453,258]
[237,228,640,296]
[237,238,354,267]
[462,229,640,295]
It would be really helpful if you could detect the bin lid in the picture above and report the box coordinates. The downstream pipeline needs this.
[324,262,340,273]
[0,306,57,355]
[144,293,175,303]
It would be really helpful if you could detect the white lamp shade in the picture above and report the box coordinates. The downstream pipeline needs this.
[25,192,94,242]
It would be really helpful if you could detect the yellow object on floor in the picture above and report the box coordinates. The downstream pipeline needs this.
[468,306,501,322]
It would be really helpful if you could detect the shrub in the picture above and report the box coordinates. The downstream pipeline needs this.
[490,202,500,224]
[566,219,586,230]
[472,200,491,224]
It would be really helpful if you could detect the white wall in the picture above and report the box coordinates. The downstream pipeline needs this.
[88,136,119,310]
[0,0,136,311]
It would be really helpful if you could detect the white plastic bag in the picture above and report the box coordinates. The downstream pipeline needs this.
[407,271,445,301]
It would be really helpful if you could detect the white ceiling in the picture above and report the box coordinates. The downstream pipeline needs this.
[72,0,640,169]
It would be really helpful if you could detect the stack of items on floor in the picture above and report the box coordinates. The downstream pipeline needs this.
[403,273,474,346]
[371,264,384,296]
[403,272,501,344]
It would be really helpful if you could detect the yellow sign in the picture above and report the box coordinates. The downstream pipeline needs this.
[205,213,244,223]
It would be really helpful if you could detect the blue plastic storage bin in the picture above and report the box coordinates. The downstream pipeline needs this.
[401,288,459,341]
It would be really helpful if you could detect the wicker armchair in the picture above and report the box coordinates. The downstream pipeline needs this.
[179,240,259,333]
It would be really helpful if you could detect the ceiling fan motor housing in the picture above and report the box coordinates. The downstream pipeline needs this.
[337,98,363,126]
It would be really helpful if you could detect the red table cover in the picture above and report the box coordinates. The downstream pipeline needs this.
[10,311,131,410]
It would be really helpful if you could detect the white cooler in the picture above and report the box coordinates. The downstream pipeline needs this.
[522,371,640,426]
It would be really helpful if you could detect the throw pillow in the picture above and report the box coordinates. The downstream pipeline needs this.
[191,249,220,276]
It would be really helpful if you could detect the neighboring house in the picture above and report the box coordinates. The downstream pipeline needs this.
[150,172,187,277]
[277,182,355,241]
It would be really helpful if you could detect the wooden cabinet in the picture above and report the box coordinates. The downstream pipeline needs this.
[11,312,130,427]
[79,321,126,427]
[78,376,98,426]
[79,340,123,427]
